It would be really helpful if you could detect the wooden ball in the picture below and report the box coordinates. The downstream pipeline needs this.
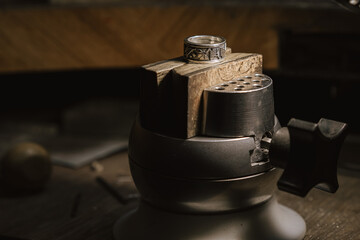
[1,142,52,191]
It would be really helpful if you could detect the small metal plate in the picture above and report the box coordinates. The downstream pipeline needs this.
[206,73,272,93]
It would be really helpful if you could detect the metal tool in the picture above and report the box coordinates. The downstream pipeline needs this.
[113,35,348,240]
[334,0,360,12]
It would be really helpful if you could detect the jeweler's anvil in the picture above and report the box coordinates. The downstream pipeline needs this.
[114,35,348,240]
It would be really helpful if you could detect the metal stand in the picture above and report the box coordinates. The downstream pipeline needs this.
[113,197,306,240]
[112,36,347,239]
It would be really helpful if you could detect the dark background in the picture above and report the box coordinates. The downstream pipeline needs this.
[1,0,359,132]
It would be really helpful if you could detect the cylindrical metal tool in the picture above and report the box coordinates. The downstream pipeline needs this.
[202,73,274,138]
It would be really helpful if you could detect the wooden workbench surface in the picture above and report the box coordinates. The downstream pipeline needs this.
[0,152,359,240]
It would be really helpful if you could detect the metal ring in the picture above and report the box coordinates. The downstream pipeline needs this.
[184,35,226,63]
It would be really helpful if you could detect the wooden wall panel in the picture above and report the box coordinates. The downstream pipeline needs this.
[0,6,358,72]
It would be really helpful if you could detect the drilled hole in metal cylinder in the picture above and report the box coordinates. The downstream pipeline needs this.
[238,79,245,82]
[252,79,260,83]
[234,88,243,91]
[229,81,237,84]
[243,82,250,85]
[221,84,229,87]
[253,84,263,88]
[215,87,225,90]
[244,76,252,79]
[255,74,263,77]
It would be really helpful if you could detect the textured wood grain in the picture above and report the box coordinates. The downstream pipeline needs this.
[277,170,360,240]
[140,52,262,138]
[0,6,359,73]
[0,153,135,240]
[0,152,359,240]
[0,6,274,73]
[139,57,185,135]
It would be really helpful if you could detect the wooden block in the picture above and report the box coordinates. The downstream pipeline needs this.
[139,57,186,135]
[140,51,262,139]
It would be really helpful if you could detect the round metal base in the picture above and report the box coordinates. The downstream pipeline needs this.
[113,197,306,240]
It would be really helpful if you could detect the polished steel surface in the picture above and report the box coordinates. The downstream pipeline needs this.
[129,118,281,179]
[113,197,306,240]
[130,160,281,213]
[184,35,226,63]
[202,73,274,138]
[127,117,283,213]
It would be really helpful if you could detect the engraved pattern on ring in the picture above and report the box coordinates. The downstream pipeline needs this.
[184,44,226,62]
